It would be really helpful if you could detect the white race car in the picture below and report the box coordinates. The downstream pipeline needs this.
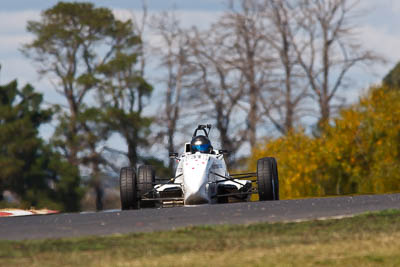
[120,124,279,209]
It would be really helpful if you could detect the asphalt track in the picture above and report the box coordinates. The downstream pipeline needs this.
[1,193,400,240]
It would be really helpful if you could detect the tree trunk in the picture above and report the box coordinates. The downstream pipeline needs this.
[318,98,330,128]
[127,138,138,168]
[168,128,175,175]
[91,164,103,211]
[248,84,258,148]
[95,183,104,211]
[285,103,294,134]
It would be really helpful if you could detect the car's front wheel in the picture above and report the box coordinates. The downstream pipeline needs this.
[257,157,279,201]
[137,165,156,208]
[120,167,139,210]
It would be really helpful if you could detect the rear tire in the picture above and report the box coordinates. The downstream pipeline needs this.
[257,157,279,201]
[137,165,156,208]
[120,167,139,210]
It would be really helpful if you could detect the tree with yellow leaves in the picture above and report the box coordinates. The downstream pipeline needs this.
[249,85,400,199]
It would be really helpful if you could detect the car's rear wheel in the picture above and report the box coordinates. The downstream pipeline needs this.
[257,157,279,201]
[120,167,139,210]
[137,165,156,208]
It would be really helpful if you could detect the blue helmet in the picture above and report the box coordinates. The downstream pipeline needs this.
[191,135,212,153]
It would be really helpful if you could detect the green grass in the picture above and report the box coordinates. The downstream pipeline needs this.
[1,210,400,266]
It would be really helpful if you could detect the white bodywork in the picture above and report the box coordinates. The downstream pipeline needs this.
[154,145,251,205]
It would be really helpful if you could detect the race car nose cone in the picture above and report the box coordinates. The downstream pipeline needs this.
[183,175,210,205]
[182,154,211,205]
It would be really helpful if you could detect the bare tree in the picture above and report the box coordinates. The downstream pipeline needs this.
[186,26,248,160]
[286,0,379,127]
[150,11,195,173]
[258,0,310,134]
[218,0,275,147]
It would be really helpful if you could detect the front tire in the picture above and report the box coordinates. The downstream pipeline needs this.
[137,165,156,208]
[257,157,279,201]
[120,167,139,210]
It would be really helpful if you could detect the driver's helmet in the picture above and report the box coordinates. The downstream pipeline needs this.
[191,135,212,153]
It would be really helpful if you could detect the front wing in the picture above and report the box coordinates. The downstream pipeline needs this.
[141,172,258,206]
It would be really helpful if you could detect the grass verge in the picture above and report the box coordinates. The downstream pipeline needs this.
[1,210,400,266]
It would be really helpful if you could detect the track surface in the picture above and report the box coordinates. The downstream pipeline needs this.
[1,193,400,240]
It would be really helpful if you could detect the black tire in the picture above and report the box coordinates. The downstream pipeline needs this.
[257,157,279,201]
[137,165,156,208]
[120,167,139,210]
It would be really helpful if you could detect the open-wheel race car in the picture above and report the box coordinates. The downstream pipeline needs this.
[120,124,279,210]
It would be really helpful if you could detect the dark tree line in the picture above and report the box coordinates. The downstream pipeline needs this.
[0,80,82,211]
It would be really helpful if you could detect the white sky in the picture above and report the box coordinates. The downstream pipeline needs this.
[0,0,399,153]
